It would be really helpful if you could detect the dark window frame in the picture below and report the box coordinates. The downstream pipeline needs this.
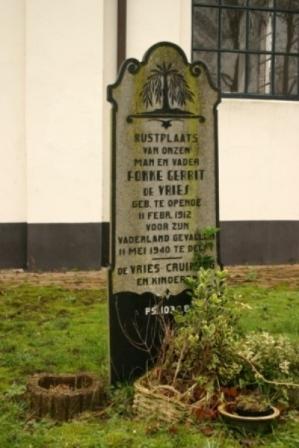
[192,0,299,100]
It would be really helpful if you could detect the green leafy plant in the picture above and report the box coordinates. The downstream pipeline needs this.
[236,331,299,398]
[144,268,243,412]
[192,227,219,270]
[234,393,271,417]
[141,268,299,419]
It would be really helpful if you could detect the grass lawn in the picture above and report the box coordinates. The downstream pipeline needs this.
[0,279,298,447]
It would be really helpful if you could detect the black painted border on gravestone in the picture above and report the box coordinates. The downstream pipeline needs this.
[107,42,221,384]
[108,288,192,382]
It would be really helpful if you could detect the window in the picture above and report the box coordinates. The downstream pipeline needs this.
[192,0,299,98]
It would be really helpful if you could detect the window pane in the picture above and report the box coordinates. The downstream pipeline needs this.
[193,51,218,86]
[248,53,273,94]
[193,7,219,49]
[275,13,299,53]
[192,0,299,98]
[222,0,246,6]
[275,55,299,95]
[248,11,273,51]
[275,0,299,12]
[221,53,245,92]
[249,0,274,8]
[193,0,219,5]
[221,8,246,50]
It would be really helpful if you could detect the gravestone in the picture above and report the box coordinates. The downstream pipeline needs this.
[107,42,220,383]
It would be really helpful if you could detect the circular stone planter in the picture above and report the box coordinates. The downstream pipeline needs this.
[218,403,280,434]
[27,373,104,421]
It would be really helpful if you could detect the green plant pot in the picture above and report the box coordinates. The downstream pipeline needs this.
[218,403,280,434]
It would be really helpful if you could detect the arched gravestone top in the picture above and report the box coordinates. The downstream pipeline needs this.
[107,42,220,382]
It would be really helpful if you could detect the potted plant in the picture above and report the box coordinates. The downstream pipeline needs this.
[234,394,272,417]
[218,392,280,433]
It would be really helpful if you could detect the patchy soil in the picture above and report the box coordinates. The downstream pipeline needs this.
[0,269,108,290]
[227,264,299,288]
[0,265,299,289]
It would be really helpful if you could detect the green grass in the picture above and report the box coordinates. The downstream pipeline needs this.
[0,282,298,448]
[237,286,299,341]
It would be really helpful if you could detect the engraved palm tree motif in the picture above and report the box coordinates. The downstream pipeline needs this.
[141,63,194,113]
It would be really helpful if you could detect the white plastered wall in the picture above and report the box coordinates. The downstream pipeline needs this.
[126,0,191,60]
[0,0,26,222]
[1,0,298,229]
[102,0,117,222]
[26,0,117,223]
[218,99,299,221]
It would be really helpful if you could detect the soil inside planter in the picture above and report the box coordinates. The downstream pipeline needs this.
[226,402,273,418]
[233,406,273,418]
[38,374,92,393]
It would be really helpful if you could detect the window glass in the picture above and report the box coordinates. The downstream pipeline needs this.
[222,0,246,6]
[275,55,299,95]
[275,13,299,53]
[193,51,218,85]
[221,53,245,92]
[249,0,274,8]
[193,7,219,49]
[221,8,246,50]
[192,0,299,98]
[193,0,219,5]
[247,53,272,94]
[248,11,273,51]
[276,0,299,12]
